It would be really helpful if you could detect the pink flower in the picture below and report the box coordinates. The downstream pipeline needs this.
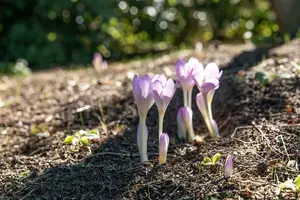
[152,74,176,115]
[195,62,222,139]
[132,74,155,117]
[132,74,155,162]
[92,52,108,72]
[175,58,204,92]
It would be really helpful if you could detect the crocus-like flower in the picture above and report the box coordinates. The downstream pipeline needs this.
[159,133,169,164]
[225,155,233,179]
[92,52,108,73]
[195,62,222,139]
[177,107,195,142]
[132,74,155,162]
[176,58,204,107]
[152,74,176,139]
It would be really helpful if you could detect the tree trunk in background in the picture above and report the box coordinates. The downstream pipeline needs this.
[271,0,300,37]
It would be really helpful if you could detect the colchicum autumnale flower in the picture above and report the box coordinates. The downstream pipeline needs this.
[152,74,176,139]
[159,133,169,164]
[225,155,233,179]
[177,107,195,142]
[92,52,108,73]
[176,58,203,107]
[132,74,155,162]
[195,62,223,139]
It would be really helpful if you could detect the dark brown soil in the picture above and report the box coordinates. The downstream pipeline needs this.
[1,40,300,200]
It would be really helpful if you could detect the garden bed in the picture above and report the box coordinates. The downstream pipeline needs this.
[1,40,300,199]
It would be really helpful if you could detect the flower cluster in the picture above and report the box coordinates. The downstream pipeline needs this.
[132,74,175,163]
[132,57,223,163]
[176,58,222,140]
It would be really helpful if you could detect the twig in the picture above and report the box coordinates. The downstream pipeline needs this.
[252,123,281,155]
[20,189,37,200]
[279,135,290,161]
[231,125,252,138]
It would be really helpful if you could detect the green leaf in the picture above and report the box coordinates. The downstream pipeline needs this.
[64,135,75,144]
[202,157,213,165]
[80,137,89,146]
[212,153,221,164]
[88,129,99,135]
[295,175,300,190]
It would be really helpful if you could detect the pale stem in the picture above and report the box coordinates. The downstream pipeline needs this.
[187,89,193,108]
[138,115,148,162]
[203,94,220,139]
[183,90,188,107]
[158,112,165,140]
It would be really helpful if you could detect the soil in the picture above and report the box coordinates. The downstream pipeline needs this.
[0,40,300,200]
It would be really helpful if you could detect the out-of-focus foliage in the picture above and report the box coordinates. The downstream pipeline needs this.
[0,0,277,69]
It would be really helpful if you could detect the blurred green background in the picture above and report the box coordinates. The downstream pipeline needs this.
[0,0,288,73]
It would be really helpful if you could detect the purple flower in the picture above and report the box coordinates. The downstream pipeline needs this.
[175,58,204,92]
[92,52,108,72]
[177,107,195,142]
[152,74,176,115]
[195,63,222,139]
[152,74,176,142]
[159,133,169,164]
[132,74,155,162]
[225,155,233,179]
[132,74,155,117]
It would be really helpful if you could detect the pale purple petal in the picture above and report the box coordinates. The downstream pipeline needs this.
[201,80,218,94]
[152,74,167,85]
[162,79,175,98]
[225,155,233,178]
[205,62,220,80]
[176,59,186,78]
[159,133,169,164]
[132,74,154,117]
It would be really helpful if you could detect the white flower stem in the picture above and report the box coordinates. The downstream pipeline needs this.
[183,90,188,107]
[158,113,164,140]
[203,94,219,139]
[138,115,148,162]
[187,89,193,108]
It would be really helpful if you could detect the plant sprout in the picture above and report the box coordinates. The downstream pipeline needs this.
[64,129,100,150]
[159,133,169,164]
[225,155,233,179]
[202,153,221,166]
[132,74,154,162]
[194,62,222,139]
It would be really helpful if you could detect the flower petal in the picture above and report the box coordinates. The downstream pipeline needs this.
[205,62,220,80]
[225,155,233,178]
[159,133,169,164]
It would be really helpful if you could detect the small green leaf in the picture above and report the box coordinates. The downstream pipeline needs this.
[64,135,75,144]
[88,129,99,135]
[80,137,89,146]
[295,175,300,190]
[202,157,213,165]
[212,153,221,164]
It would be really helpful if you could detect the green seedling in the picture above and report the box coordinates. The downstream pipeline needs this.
[278,175,300,194]
[202,153,221,166]
[64,129,100,149]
